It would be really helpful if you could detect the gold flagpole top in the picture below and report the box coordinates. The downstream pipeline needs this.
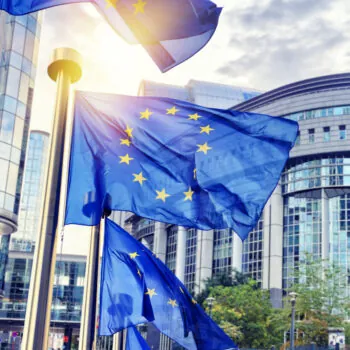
[48,47,82,83]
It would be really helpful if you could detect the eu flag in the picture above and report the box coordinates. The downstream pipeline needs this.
[126,327,150,350]
[100,218,237,349]
[1,0,221,72]
[65,91,298,240]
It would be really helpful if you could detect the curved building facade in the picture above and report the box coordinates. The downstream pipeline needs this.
[234,73,350,304]
[0,11,41,235]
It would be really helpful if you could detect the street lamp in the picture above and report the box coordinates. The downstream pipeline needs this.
[206,297,215,317]
[289,292,297,350]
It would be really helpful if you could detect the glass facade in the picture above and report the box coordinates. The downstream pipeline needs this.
[0,10,41,234]
[0,257,85,322]
[282,155,350,195]
[184,228,197,292]
[212,229,232,276]
[165,225,177,273]
[242,219,263,286]
[329,195,350,296]
[285,105,350,122]
[133,218,155,250]
[10,131,49,253]
[51,260,86,323]
[283,196,322,290]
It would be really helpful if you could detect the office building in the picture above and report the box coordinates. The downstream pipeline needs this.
[0,10,41,235]
[234,73,350,306]
[127,75,350,310]
[138,79,261,109]
[10,130,49,252]
[0,130,86,349]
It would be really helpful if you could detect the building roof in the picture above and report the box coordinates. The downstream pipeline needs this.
[233,73,350,111]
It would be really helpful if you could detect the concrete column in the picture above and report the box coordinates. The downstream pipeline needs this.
[175,226,186,281]
[262,183,283,308]
[321,189,329,260]
[153,222,167,263]
[195,230,214,294]
[153,222,167,262]
[111,211,126,226]
[232,232,243,273]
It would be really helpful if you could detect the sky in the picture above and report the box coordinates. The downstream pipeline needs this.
[28,0,350,254]
[31,0,350,132]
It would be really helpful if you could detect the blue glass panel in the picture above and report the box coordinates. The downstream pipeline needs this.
[16,101,26,119]
[0,111,15,143]
[27,16,37,34]
[22,58,31,76]
[3,96,17,114]
[9,52,22,70]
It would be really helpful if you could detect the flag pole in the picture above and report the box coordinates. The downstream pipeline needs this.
[22,48,82,350]
[79,223,101,350]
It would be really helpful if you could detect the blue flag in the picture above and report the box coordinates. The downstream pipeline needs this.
[126,327,150,350]
[1,0,221,72]
[65,91,298,240]
[100,218,237,350]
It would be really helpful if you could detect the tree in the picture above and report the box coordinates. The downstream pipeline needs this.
[207,279,283,348]
[196,268,251,305]
[279,256,350,346]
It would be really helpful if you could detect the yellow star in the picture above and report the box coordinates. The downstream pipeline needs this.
[120,138,131,147]
[133,172,147,185]
[179,287,184,294]
[184,187,194,201]
[193,168,197,179]
[166,106,179,115]
[200,125,215,135]
[188,113,201,121]
[191,298,197,305]
[155,188,170,202]
[129,252,139,259]
[119,154,134,165]
[105,0,118,8]
[168,298,178,308]
[132,0,146,14]
[197,142,212,155]
[145,288,157,298]
[125,125,133,138]
[137,269,142,278]
[140,108,153,120]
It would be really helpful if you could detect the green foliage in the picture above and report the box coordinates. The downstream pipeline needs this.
[282,255,350,346]
[195,269,250,305]
[207,279,284,348]
[196,257,350,348]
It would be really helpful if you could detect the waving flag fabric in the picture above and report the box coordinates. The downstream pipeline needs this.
[0,0,221,72]
[65,92,298,239]
[126,327,150,350]
[100,218,237,350]
[65,91,298,240]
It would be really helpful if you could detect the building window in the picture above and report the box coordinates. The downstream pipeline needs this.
[184,229,197,292]
[212,229,233,276]
[242,219,263,286]
[339,125,346,140]
[295,131,300,146]
[308,129,315,143]
[165,226,177,273]
[283,196,322,291]
[323,127,330,142]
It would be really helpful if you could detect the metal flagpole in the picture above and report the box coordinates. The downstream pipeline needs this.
[22,48,82,350]
[79,223,101,350]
